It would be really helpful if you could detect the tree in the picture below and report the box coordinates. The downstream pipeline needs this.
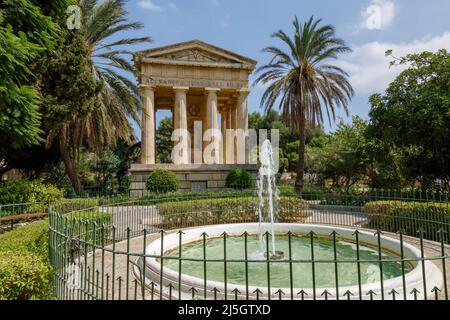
[80,0,152,145]
[35,30,102,194]
[0,0,71,178]
[249,110,325,150]
[92,148,120,190]
[308,117,368,193]
[156,117,173,163]
[367,50,450,190]
[0,20,42,149]
[0,0,70,150]
[254,16,353,192]
[113,138,140,191]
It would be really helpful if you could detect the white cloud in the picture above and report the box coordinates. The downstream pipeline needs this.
[362,0,396,30]
[336,32,450,94]
[137,0,176,12]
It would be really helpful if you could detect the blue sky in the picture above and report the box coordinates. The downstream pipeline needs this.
[118,0,450,135]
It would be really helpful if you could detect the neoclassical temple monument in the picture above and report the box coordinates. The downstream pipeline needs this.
[129,40,259,192]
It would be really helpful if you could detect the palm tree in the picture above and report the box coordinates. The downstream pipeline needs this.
[45,1,151,195]
[254,16,354,192]
[58,0,151,194]
[80,0,152,147]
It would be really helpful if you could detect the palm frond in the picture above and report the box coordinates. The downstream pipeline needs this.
[78,0,152,147]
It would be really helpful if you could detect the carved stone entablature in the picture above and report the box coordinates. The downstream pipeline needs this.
[133,40,257,71]
[157,49,230,64]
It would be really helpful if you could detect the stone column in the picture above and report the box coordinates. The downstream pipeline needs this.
[231,105,237,163]
[206,88,220,164]
[237,89,250,131]
[237,89,250,163]
[225,107,233,164]
[140,84,155,165]
[174,87,189,164]
[220,108,227,164]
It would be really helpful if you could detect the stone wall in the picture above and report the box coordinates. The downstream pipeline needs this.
[129,164,259,195]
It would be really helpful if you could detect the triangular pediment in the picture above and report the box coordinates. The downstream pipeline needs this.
[134,40,256,69]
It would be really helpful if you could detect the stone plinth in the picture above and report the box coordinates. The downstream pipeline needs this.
[129,164,259,195]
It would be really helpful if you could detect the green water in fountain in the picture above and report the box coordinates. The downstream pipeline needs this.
[163,235,414,288]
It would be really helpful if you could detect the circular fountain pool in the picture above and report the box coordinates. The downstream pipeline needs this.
[140,223,443,300]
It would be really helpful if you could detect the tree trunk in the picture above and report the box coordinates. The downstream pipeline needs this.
[295,113,307,193]
[58,127,83,195]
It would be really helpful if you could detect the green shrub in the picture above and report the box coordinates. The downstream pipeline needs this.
[146,169,179,194]
[225,168,252,189]
[0,220,51,300]
[0,179,63,206]
[0,219,49,259]
[299,187,326,201]
[138,188,256,204]
[28,181,64,204]
[322,193,369,206]
[0,179,33,205]
[67,210,113,244]
[119,176,132,194]
[156,196,309,229]
[364,201,450,241]
[53,198,101,214]
[0,251,51,300]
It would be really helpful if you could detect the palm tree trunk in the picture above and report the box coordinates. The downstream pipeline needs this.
[295,113,307,193]
[58,127,83,195]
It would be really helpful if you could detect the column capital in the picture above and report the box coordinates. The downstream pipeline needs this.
[138,84,155,92]
[173,86,189,93]
[238,88,250,98]
[205,87,221,93]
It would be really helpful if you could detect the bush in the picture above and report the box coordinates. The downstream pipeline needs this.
[0,179,63,206]
[0,251,51,300]
[119,176,132,194]
[146,169,179,194]
[0,219,49,259]
[0,179,33,205]
[225,168,252,189]
[67,210,113,244]
[156,196,309,229]
[0,220,51,300]
[364,201,450,242]
[299,187,326,201]
[29,181,64,204]
[322,193,369,206]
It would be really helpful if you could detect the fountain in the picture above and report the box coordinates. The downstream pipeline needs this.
[137,139,443,300]
[257,140,284,260]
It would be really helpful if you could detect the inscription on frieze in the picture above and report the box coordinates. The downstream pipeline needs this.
[145,78,245,89]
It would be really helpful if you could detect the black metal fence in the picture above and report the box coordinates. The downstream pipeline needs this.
[48,189,449,300]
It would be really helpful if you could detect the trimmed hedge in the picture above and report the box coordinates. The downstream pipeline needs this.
[364,201,450,242]
[146,169,179,194]
[0,220,51,300]
[0,219,49,258]
[67,210,114,245]
[156,196,309,229]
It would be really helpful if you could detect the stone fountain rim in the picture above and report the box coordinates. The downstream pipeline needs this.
[143,223,443,299]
